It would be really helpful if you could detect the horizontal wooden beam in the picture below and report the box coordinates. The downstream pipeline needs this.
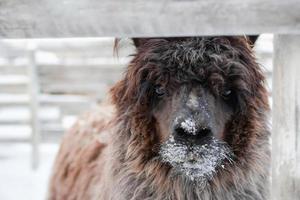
[0,0,300,38]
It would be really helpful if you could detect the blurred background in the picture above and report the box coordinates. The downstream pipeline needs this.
[0,35,272,200]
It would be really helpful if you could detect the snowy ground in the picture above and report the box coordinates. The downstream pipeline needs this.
[0,143,59,200]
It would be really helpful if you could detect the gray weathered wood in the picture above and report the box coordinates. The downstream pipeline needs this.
[272,35,300,200]
[27,47,40,170]
[0,65,27,75]
[0,0,300,38]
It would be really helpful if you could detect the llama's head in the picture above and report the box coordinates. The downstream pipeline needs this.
[111,37,269,184]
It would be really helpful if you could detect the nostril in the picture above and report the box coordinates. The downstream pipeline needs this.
[174,126,212,141]
[174,127,189,138]
[197,127,211,138]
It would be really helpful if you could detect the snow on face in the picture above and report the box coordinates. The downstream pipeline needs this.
[159,136,233,183]
[180,118,197,135]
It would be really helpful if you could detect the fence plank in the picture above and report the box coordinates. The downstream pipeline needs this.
[0,0,300,38]
[27,48,40,170]
[272,35,300,200]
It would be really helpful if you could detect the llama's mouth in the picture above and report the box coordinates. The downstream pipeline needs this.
[159,136,233,182]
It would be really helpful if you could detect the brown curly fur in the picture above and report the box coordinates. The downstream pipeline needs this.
[49,36,270,200]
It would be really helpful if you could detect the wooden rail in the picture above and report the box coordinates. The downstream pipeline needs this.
[0,0,300,38]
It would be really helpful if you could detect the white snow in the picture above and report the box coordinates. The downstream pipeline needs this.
[0,143,59,200]
[180,118,197,135]
[159,137,233,183]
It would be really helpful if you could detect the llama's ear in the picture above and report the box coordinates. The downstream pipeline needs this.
[247,35,259,46]
[132,38,151,48]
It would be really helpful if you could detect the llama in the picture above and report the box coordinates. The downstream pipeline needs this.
[49,36,270,200]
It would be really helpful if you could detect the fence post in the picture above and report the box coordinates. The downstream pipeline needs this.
[27,46,40,170]
[272,35,300,199]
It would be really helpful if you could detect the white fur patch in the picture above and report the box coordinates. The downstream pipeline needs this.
[187,93,199,108]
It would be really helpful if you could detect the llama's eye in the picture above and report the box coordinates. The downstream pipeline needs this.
[222,89,232,99]
[155,86,166,97]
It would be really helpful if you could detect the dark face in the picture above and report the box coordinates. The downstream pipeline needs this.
[112,37,266,183]
[154,85,233,143]
[153,80,235,182]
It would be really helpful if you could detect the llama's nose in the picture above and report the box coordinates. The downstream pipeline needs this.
[173,119,212,142]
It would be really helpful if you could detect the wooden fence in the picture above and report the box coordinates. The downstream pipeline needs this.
[0,39,129,169]
[0,0,299,199]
